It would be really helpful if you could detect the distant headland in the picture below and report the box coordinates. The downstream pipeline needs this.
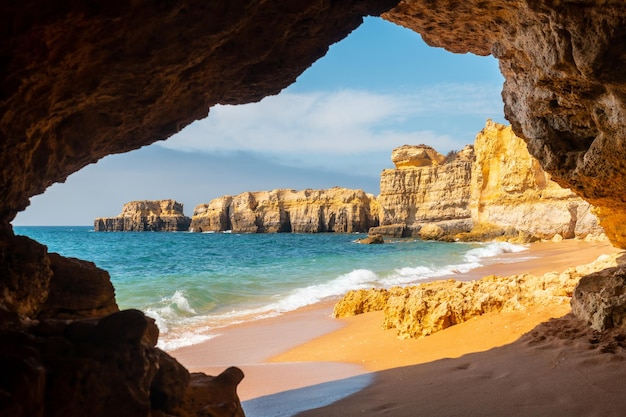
[94,121,605,242]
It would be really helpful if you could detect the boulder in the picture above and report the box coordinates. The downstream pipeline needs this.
[419,224,444,240]
[38,253,119,320]
[356,234,384,244]
[391,144,446,168]
[572,265,626,331]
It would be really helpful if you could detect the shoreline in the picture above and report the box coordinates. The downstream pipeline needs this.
[169,239,621,416]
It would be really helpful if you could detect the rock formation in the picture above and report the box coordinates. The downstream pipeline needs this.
[3,1,626,415]
[374,144,474,238]
[95,200,191,232]
[372,120,604,241]
[572,263,626,331]
[0,234,245,417]
[356,234,385,244]
[190,187,380,234]
[334,253,623,339]
[469,121,601,240]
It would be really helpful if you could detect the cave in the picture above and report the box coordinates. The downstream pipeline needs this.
[2,1,626,416]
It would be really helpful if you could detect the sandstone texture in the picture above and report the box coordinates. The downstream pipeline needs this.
[335,253,622,339]
[382,2,626,248]
[470,121,602,240]
[572,263,626,331]
[375,144,474,238]
[356,234,385,244]
[391,144,446,168]
[95,200,191,232]
[3,1,626,416]
[373,121,604,241]
[190,187,380,234]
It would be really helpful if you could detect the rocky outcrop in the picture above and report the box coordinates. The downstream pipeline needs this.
[372,121,604,241]
[0,234,245,417]
[382,2,626,249]
[470,121,601,240]
[572,263,626,331]
[95,200,191,232]
[334,253,622,339]
[38,253,119,320]
[374,145,474,238]
[391,144,446,168]
[0,308,244,417]
[356,234,384,244]
[190,187,380,234]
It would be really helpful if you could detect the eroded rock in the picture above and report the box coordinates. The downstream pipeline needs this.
[38,253,118,320]
[572,264,626,331]
[383,1,626,247]
[377,121,602,241]
[95,200,191,232]
[0,309,244,417]
[335,253,622,339]
[3,1,626,415]
[191,187,380,233]
[356,234,384,244]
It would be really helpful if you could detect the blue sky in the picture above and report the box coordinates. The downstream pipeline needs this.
[14,17,506,226]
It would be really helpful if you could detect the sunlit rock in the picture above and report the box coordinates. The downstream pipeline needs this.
[94,200,191,232]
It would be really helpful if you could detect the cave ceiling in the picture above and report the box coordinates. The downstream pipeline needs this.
[2,0,626,245]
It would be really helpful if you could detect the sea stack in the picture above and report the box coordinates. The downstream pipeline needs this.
[94,200,191,232]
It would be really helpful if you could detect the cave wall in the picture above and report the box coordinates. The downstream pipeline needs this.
[0,0,398,228]
[3,1,626,416]
[383,0,626,247]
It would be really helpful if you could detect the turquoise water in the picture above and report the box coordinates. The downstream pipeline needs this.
[14,226,529,350]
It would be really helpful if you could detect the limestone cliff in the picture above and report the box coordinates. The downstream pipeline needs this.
[191,187,380,234]
[334,252,622,339]
[470,121,601,240]
[374,144,474,238]
[94,200,191,232]
[372,121,604,241]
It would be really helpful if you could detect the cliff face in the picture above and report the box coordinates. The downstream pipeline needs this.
[191,187,380,234]
[470,121,601,240]
[374,121,603,241]
[376,145,474,237]
[95,200,191,232]
[382,2,626,249]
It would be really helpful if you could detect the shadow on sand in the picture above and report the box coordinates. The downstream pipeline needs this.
[242,373,373,417]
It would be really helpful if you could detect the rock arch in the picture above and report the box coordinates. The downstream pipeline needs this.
[2,1,626,416]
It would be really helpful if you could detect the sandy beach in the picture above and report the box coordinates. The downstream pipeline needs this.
[170,239,626,416]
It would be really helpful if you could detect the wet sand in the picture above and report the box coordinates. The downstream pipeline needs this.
[169,239,623,416]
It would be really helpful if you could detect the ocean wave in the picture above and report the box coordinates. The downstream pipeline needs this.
[154,241,531,350]
[376,241,528,286]
[265,269,380,313]
[144,289,197,333]
[463,241,528,263]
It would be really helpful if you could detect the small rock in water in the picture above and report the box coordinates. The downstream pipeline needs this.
[357,234,384,244]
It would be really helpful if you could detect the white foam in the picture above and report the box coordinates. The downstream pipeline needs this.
[144,289,197,334]
[265,269,380,313]
[156,241,531,350]
[158,331,216,351]
[463,241,528,263]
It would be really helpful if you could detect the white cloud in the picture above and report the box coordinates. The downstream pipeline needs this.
[161,84,503,157]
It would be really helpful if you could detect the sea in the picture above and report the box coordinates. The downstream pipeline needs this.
[14,226,530,351]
